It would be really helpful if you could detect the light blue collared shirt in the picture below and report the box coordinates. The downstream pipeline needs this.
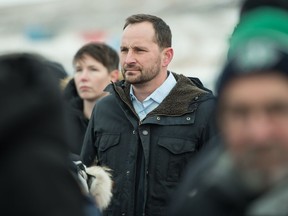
[130,71,177,120]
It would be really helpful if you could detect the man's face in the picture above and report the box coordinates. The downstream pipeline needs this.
[120,21,165,85]
[219,73,288,185]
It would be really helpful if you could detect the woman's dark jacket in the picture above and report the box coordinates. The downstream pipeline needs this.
[63,79,89,156]
[81,72,217,216]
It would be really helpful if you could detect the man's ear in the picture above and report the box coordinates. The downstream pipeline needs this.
[162,47,174,67]
[109,69,119,82]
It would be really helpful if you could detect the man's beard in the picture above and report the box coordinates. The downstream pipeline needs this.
[121,58,161,85]
[234,143,288,191]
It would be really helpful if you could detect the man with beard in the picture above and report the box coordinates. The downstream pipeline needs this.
[81,14,217,216]
[168,4,288,216]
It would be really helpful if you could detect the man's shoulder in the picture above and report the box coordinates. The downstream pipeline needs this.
[96,93,116,106]
[172,72,214,95]
[188,77,213,94]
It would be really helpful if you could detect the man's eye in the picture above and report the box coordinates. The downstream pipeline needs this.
[268,104,288,116]
[120,48,128,52]
[225,107,249,120]
[135,49,145,52]
[232,109,248,118]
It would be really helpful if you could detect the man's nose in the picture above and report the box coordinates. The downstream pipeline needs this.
[246,113,274,145]
[124,50,136,64]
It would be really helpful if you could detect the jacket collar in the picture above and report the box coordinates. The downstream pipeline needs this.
[63,78,84,114]
[106,72,212,116]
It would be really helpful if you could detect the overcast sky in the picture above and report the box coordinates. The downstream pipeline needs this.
[0,0,55,7]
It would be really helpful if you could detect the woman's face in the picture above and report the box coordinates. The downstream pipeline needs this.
[74,54,112,102]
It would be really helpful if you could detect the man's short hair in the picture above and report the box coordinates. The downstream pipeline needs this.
[123,14,172,49]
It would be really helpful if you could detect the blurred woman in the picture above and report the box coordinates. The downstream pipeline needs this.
[64,42,119,157]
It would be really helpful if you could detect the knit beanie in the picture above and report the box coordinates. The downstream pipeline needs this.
[217,7,288,95]
[228,7,288,58]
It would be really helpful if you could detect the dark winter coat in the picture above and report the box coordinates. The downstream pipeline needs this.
[167,137,251,216]
[168,136,288,216]
[81,72,217,216]
[63,79,89,156]
[0,53,100,216]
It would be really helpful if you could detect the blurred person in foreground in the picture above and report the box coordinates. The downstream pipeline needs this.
[46,60,68,80]
[64,42,119,157]
[168,3,288,216]
[0,53,102,216]
[81,14,217,216]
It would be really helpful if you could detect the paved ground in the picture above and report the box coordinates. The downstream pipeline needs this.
[0,0,241,90]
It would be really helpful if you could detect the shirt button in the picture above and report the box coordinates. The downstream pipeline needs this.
[121,213,126,216]
[186,117,191,121]
[194,96,199,101]
[132,130,136,134]
[126,171,130,175]
[156,116,160,120]
[142,130,148,135]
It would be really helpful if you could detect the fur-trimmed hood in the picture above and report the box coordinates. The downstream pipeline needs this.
[75,162,113,212]
[86,166,113,211]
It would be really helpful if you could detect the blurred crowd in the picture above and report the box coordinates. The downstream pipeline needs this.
[1,0,288,215]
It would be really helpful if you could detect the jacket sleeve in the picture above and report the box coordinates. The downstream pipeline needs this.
[80,109,97,166]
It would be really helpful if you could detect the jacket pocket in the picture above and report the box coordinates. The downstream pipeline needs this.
[157,137,196,182]
[97,133,121,171]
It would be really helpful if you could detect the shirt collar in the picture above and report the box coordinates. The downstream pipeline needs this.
[129,71,176,104]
